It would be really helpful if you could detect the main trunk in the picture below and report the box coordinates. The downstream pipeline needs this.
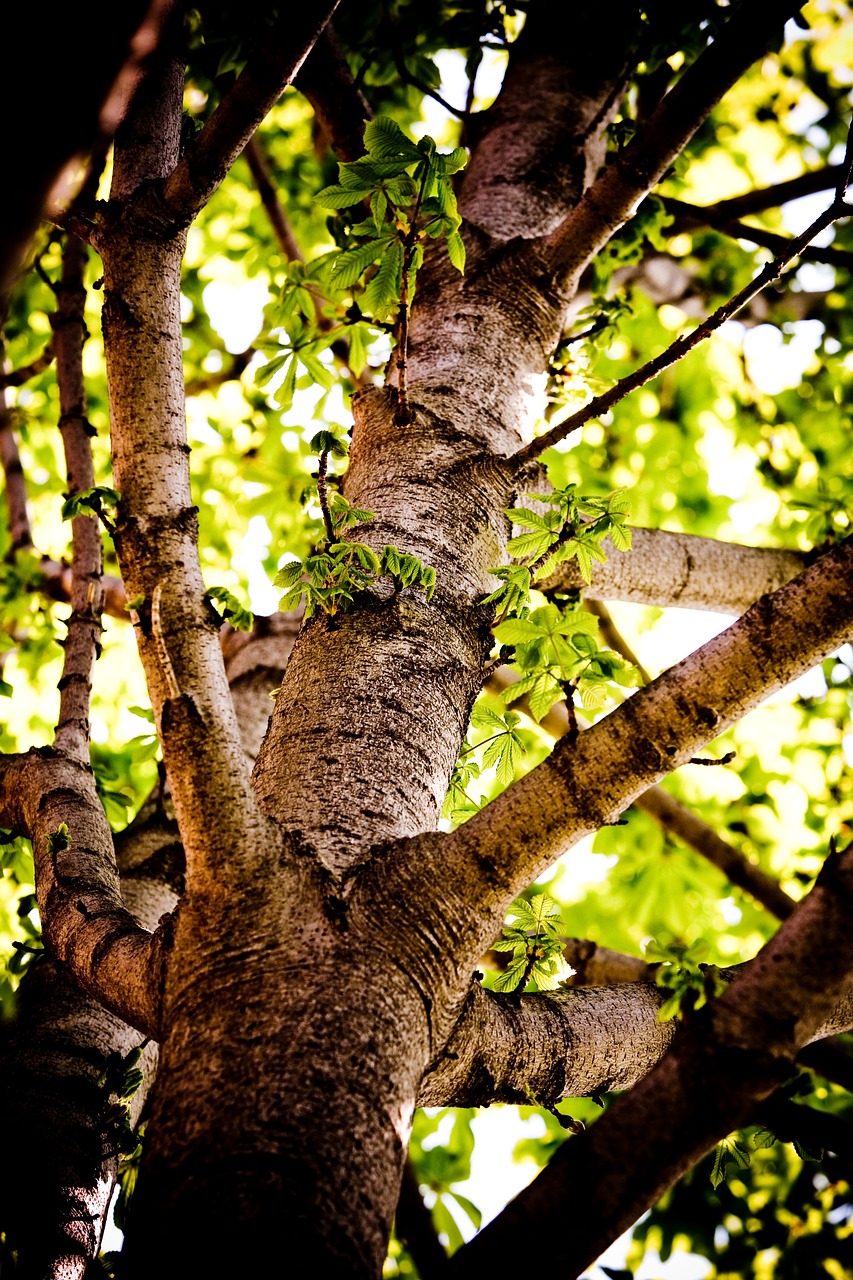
[100,13,633,1275]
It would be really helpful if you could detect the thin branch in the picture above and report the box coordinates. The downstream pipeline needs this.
[159,2,340,225]
[52,230,105,762]
[701,163,849,222]
[242,135,304,262]
[517,181,852,466]
[543,0,804,288]
[0,358,33,552]
[445,844,853,1278]
[0,345,54,388]
[241,132,370,387]
[539,527,808,615]
[663,195,853,271]
[635,786,797,921]
[184,346,255,396]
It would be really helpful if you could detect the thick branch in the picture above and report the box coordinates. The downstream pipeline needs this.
[544,0,802,288]
[0,615,296,1275]
[540,527,807,614]
[294,25,372,164]
[52,233,105,762]
[158,2,340,225]
[447,844,853,1278]
[422,536,853,972]
[0,0,164,302]
[103,43,272,896]
[0,751,160,1037]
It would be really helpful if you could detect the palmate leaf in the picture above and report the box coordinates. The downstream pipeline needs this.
[481,730,525,786]
[363,239,404,319]
[492,956,529,992]
[314,183,371,209]
[330,236,395,290]
[508,893,564,936]
[363,115,422,164]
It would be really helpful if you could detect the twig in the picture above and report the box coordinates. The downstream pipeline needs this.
[662,195,853,271]
[316,449,336,543]
[515,147,853,468]
[699,163,848,221]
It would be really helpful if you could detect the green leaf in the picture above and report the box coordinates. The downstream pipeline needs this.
[309,429,348,459]
[273,561,304,589]
[315,184,371,209]
[710,1143,728,1189]
[363,116,422,164]
[330,237,394,290]
[363,238,404,319]
[204,587,253,632]
[446,229,466,273]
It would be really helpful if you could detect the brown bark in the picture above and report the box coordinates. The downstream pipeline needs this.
[540,526,808,614]
[416,535,853,976]
[52,232,104,763]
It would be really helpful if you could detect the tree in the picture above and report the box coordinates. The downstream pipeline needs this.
[2,0,853,1275]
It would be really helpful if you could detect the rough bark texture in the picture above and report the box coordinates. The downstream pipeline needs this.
[542,527,808,614]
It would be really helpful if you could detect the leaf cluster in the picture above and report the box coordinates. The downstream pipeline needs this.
[204,585,253,632]
[316,117,466,318]
[491,893,574,994]
[274,497,435,618]
[61,485,120,531]
[442,701,527,824]
[497,604,639,723]
[645,937,727,1023]
[482,484,639,723]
